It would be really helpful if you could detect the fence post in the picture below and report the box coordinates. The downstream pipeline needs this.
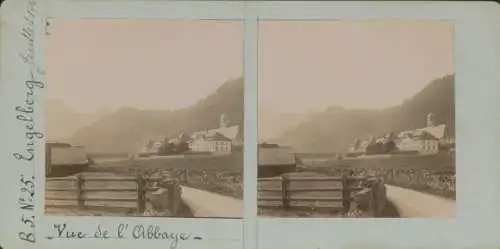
[368,183,377,216]
[167,181,175,213]
[341,174,351,214]
[281,175,290,210]
[45,145,52,177]
[182,169,188,183]
[76,174,84,209]
[137,175,146,213]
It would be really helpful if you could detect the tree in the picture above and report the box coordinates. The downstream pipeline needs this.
[351,139,361,151]
[175,140,190,153]
[366,141,384,155]
[374,142,385,154]
[386,132,396,142]
[383,140,397,153]
[144,139,155,151]
[158,142,175,155]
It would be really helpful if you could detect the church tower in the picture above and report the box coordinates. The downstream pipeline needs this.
[426,112,435,127]
[220,113,230,128]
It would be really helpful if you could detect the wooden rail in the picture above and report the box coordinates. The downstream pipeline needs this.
[258,174,384,215]
[45,175,182,214]
[300,166,456,199]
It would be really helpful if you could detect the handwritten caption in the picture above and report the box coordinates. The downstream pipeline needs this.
[47,223,202,249]
[14,2,204,249]
[16,0,46,244]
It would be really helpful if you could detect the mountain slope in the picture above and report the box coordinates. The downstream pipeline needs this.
[259,110,313,143]
[68,77,244,153]
[46,99,108,141]
[270,74,455,153]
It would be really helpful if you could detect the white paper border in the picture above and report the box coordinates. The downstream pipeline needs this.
[2,1,500,249]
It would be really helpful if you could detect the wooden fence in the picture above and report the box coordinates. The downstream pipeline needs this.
[45,174,182,214]
[258,175,385,215]
[301,166,456,199]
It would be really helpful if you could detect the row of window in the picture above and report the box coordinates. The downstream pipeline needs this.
[190,141,232,152]
[398,140,439,152]
[417,141,439,152]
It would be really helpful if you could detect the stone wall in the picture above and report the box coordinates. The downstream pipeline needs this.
[143,183,182,217]
[352,178,387,216]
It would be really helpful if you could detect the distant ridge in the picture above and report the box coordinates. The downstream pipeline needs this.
[68,77,244,153]
[46,98,108,141]
[269,74,455,153]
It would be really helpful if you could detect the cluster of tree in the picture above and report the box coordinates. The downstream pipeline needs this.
[354,132,398,155]
[365,140,397,155]
[157,138,190,155]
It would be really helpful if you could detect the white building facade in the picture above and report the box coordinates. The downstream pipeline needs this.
[188,113,239,153]
[189,139,232,153]
[397,136,439,154]
[395,113,446,154]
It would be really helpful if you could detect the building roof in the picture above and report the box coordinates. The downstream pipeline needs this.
[178,132,192,142]
[259,147,296,166]
[397,124,447,141]
[411,130,438,140]
[191,133,206,141]
[46,141,72,148]
[191,125,239,141]
[204,131,232,142]
[416,124,447,139]
[151,141,164,150]
[50,147,89,166]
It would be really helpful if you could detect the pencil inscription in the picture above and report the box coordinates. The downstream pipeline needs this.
[16,0,46,244]
[47,223,197,249]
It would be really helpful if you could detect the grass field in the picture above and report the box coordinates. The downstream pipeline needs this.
[299,152,455,170]
[94,152,243,172]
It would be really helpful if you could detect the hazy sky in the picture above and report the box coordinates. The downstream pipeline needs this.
[259,20,454,114]
[47,20,243,114]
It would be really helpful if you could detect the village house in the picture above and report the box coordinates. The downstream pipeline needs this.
[258,144,297,178]
[168,132,192,146]
[348,138,370,154]
[46,141,89,177]
[140,137,168,155]
[349,134,385,154]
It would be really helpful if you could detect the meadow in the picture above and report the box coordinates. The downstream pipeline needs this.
[94,152,243,170]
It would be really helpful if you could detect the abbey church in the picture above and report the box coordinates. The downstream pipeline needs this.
[189,113,242,153]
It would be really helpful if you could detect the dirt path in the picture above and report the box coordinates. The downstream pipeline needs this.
[386,185,455,218]
[181,186,243,218]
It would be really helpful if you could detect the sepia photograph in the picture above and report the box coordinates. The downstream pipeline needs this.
[258,21,455,218]
[45,20,244,219]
